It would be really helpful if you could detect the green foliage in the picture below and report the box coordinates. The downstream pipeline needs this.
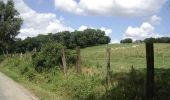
[1,43,170,100]
[53,73,101,100]
[144,37,170,43]
[120,38,133,43]
[11,29,110,54]
[135,37,170,43]
[0,54,103,100]
[0,0,23,54]
[32,42,76,72]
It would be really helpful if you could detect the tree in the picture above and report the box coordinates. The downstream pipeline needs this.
[11,29,111,53]
[0,0,22,54]
[120,38,133,43]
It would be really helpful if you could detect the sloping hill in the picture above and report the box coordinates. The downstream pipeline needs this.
[81,43,170,72]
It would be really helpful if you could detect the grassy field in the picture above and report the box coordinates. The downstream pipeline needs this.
[0,43,170,100]
[81,43,170,72]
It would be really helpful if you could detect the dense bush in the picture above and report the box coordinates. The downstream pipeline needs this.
[32,42,76,72]
[120,38,133,43]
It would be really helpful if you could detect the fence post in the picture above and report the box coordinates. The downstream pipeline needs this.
[106,48,111,87]
[33,47,37,53]
[146,42,154,99]
[61,47,67,74]
[76,47,81,73]
[2,50,6,58]
[20,52,23,60]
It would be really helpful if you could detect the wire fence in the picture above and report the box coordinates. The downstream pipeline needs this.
[81,44,170,70]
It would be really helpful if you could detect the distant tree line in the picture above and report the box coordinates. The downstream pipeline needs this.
[0,29,110,54]
[143,37,170,43]
[120,37,170,43]
[120,38,133,43]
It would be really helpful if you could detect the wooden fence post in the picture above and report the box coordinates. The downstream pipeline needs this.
[146,42,154,99]
[76,47,81,73]
[20,52,23,60]
[106,48,111,87]
[33,47,37,53]
[61,48,67,74]
[2,50,6,58]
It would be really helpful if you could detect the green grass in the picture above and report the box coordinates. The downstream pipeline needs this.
[0,54,62,100]
[81,43,170,72]
[0,53,105,100]
[0,43,170,100]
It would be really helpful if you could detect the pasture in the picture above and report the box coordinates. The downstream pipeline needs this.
[81,43,170,72]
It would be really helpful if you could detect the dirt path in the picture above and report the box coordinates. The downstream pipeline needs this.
[0,72,38,100]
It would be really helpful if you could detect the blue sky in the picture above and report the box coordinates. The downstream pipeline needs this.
[6,0,170,42]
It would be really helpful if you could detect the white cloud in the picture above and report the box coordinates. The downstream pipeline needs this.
[147,15,161,25]
[54,0,84,15]
[78,25,89,31]
[125,22,154,40]
[1,0,114,39]
[110,40,120,44]
[78,25,112,36]
[6,0,73,39]
[100,27,112,36]
[124,15,162,40]
[54,0,166,16]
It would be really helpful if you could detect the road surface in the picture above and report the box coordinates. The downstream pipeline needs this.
[0,72,38,100]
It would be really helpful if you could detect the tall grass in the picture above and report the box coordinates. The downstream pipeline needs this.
[0,43,170,100]
[0,53,105,100]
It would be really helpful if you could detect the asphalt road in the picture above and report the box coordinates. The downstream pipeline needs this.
[0,72,38,100]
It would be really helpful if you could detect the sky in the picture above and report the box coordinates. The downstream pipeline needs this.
[1,0,170,43]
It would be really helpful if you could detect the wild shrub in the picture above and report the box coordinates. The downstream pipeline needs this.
[32,42,76,72]
[51,73,102,100]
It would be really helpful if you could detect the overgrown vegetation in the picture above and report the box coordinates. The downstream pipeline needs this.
[0,54,104,100]
[0,1,170,100]
[32,42,76,72]
[0,43,170,100]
